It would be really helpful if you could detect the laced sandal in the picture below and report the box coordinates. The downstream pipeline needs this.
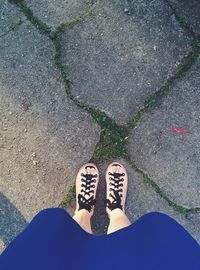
[105,162,128,216]
[74,163,99,216]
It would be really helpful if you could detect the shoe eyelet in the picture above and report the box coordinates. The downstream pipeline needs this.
[109,188,112,191]
[120,195,122,197]
[108,172,112,175]
[122,173,125,176]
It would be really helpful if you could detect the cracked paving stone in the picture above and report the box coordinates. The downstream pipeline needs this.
[0,0,25,36]
[25,0,96,29]
[92,159,200,243]
[0,21,100,248]
[60,0,192,125]
[126,57,200,208]
[170,0,200,36]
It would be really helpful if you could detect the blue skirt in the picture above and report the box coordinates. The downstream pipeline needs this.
[0,208,200,270]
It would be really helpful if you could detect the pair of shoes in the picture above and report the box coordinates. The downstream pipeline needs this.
[74,162,128,217]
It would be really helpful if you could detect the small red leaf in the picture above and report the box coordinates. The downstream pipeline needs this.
[166,127,189,134]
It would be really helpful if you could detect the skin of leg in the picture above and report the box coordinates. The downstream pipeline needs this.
[107,208,131,234]
[73,209,92,234]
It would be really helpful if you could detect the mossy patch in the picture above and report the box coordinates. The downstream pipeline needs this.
[90,127,128,165]
[59,185,76,208]
[11,1,52,36]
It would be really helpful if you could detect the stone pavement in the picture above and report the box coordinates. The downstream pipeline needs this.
[0,0,200,251]
[170,0,200,36]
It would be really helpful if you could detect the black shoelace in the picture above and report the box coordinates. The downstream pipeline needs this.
[106,172,125,211]
[78,171,97,212]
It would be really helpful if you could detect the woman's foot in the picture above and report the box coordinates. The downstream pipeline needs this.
[74,163,99,216]
[105,162,128,216]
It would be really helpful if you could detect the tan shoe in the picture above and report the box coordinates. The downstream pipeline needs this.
[74,163,99,216]
[105,162,128,216]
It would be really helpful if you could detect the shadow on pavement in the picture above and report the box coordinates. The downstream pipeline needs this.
[0,192,28,246]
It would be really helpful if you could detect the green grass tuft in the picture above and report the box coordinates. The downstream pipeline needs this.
[59,185,76,208]
[90,127,128,165]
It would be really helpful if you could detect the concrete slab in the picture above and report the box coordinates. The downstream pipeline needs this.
[0,0,24,37]
[61,0,192,124]
[126,57,200,208]
[26,0,96,29]
[0,21,100,248]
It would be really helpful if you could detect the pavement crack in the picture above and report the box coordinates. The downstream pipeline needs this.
[8,0,200,220]
[125,43,200,132]
[165,0,198,39]
[50,0,99,39]
[0,18,24,38]
[127,158,200,217]
[9,0,52,37]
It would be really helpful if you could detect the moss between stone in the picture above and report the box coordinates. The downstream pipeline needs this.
[125,43,200,131]
[51,0,99,38]
[127,158,200,217]
[90,127,128,165]
[0,18,24,38]
[59,185,76,209]
[51,33,130,165]
[9,0,200,215]
[10,0,52,36]
[165,0,196,38]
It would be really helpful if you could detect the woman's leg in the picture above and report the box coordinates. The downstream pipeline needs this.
[73,209,92,234]
[107,208,131,234]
